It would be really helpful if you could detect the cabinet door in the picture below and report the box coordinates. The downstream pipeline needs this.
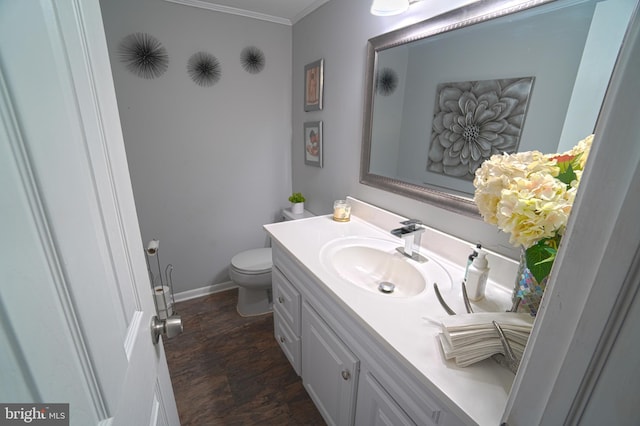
[302,302,359,426]
[356,372,417,426]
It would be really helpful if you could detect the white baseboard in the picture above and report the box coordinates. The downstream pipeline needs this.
[174,281,237,303]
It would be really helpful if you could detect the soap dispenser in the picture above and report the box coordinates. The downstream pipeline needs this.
[463,243,482,283]
[466,249,489,301]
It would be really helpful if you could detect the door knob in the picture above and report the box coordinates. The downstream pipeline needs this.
[151,315,183,344]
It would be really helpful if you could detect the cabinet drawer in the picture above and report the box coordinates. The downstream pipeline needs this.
[273,266,301,335]
[274,314,301,375]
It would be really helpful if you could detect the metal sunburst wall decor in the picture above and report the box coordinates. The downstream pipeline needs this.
[377,68,398,96]
[240,46,265,74]
[118,33,169,79]
[187,52,222,87]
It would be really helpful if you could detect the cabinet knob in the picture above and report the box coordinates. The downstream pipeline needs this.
[278,296,284,303]
[279,336,286,343]
[341,370,351,380]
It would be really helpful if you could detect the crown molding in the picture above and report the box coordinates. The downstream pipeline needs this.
[163,0,293,25]
[163,0,331,25]
[290,0,330,24]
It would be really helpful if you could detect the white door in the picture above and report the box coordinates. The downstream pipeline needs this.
[0,1,180,425]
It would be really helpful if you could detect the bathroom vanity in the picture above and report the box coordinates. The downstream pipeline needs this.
[264,198,519,425]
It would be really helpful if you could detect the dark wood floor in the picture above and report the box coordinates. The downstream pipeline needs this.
[163,290,326,425]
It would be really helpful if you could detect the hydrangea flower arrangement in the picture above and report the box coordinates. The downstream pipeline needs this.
[473,135,593,313]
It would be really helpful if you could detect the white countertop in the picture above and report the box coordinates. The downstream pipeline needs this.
[264,203,518,425]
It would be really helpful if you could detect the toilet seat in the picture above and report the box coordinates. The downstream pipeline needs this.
[230,248,272,275]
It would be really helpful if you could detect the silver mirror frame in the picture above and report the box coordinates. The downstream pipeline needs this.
[360,0,556,218]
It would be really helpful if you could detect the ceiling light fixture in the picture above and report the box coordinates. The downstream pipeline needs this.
[370,0,410,16]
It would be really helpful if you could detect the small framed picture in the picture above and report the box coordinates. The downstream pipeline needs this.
[304,121,323,168]
[304,59,324,111]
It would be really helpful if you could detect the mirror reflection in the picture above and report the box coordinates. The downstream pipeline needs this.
[361,0,635,216]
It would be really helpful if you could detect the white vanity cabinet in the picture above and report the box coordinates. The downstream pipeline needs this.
[356,371,416,426]
[302,301,359,425]
[271,242,464,426]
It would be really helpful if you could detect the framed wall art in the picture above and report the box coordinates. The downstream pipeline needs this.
[304,59,324,111]
[303,121,323,167]
[427,77,535,181]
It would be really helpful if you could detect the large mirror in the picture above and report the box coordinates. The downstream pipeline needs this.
[361,0,635,217]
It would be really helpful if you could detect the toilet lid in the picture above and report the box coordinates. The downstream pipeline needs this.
[231,248,272,273]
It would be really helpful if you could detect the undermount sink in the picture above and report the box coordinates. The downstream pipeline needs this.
[320,236,452,298]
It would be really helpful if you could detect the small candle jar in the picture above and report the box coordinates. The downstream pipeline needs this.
[333,200,351,222]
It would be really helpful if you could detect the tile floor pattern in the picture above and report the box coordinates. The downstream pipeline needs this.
[163,290,326,425]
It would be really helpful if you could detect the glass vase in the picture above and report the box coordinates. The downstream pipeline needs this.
[511,246,550,316]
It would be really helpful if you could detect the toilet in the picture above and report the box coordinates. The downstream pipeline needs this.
[230,248,274,316]
[231,208,313,316]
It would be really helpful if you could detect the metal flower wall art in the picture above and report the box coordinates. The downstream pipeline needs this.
[240,46,265,74]
[376,67,398,96]
[427,77,535,180]
[187,52,222,87]
[118,33,169,79]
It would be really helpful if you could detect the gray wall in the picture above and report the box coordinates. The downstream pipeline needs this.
[99,0,626,294]
[292,0,520,257]
[100,0,292,293]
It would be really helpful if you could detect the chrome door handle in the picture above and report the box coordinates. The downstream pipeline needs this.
[151,315,183,344]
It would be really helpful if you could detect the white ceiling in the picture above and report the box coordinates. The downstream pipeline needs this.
[163,0,332,25]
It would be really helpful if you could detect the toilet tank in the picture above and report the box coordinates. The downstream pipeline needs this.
[282,208,314,222]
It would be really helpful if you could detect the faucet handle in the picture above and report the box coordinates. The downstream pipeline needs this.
[391,219,424,237]
[400,219,424,232]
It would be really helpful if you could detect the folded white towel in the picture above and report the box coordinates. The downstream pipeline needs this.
[444,328,530,347]
[439,312,534,331]
[438,333,527,366]
[434,313,533,367]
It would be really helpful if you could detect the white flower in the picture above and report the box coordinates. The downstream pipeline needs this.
[473,135,594,248]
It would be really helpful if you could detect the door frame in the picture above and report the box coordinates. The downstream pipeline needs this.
[503,4,640,424]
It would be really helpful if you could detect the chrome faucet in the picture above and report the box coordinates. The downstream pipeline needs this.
[391,219,427,262]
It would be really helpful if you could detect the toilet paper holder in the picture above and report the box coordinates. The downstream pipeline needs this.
[145,239,183,344]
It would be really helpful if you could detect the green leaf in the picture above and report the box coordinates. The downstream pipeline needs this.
[288,192,305,203]
[556,163,577,187]
[571,151,585,171]
[525,240,557,284]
